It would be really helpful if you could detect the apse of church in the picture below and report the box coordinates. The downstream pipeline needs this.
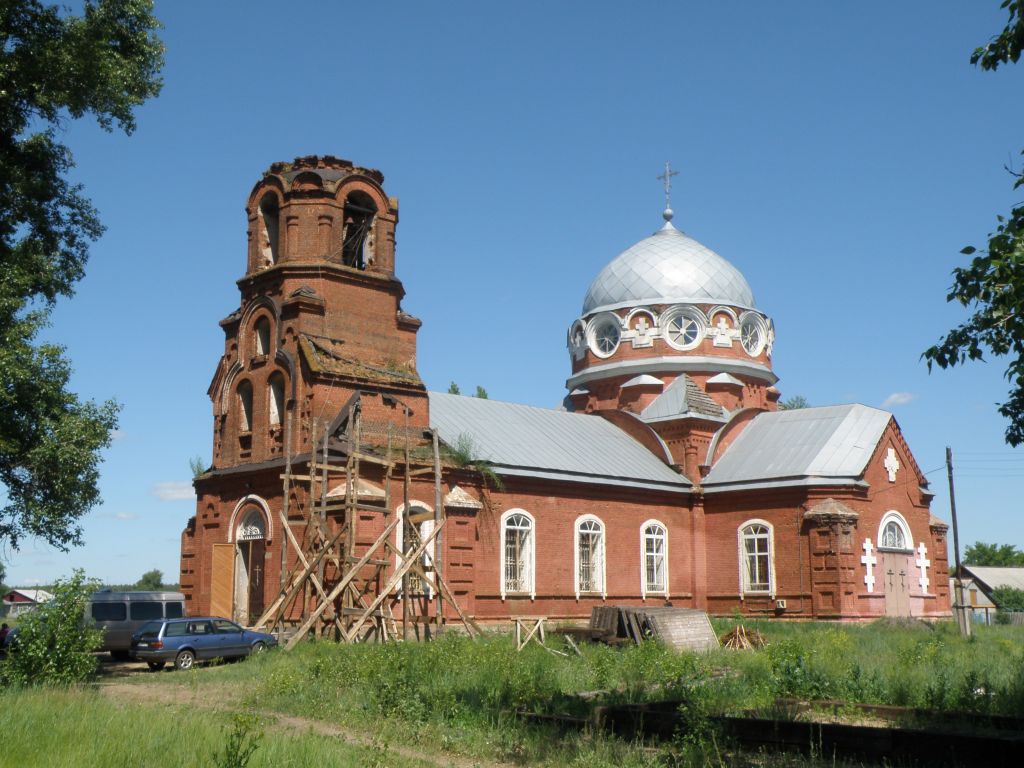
[181,157,951,625]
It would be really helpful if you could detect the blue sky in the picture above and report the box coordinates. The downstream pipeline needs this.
[5,1,1024,585]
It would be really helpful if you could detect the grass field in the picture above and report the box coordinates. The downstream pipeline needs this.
[2,618,1023,767]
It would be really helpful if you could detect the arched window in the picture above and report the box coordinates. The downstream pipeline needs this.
[574,515,605,599]
[878,511,912,551]
[641,521,668,598]
[268,372,285,427]
[258,193,280,266]
[254,317,271,356]
[739,520,774,595]
[236,508,266,541]
[395,502,434,596]
[500,509,535,599]
[341,191,376,269]
[237,380,253,432]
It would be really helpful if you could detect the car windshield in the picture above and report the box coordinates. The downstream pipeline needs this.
[134,620,163,639]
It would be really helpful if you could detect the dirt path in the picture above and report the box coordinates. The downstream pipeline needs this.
[97,676,511,768]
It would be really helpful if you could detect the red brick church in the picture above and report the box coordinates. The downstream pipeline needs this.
[180,156,951,626]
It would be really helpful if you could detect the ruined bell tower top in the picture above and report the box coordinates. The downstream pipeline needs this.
[244,155,399,276]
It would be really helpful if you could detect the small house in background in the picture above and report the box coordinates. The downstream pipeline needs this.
[949,574,997,625]
[1,589,53,618]
[957,565,1024,625]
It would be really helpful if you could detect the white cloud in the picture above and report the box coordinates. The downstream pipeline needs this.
[110,429,128,442]
[881,392,916,408]
[152,481,195,501]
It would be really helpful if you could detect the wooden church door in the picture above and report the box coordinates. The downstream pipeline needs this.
[242,539,266,620]
[882,552,912,617]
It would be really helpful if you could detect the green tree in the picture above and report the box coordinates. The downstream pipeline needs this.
[964,541,1024,566]
[780,395,810,410]
[923,1,1024,444]
[189,455,207,478]
[474,385,489,399]
[0,569,103,685]
[135,568,163,590]
[0,560,6,592]
[0,1,163,549]
[447,381,461,395]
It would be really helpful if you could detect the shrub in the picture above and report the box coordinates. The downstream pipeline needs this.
[0,569,102,686]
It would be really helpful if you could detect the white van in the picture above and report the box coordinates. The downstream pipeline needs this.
[88,590,186,660]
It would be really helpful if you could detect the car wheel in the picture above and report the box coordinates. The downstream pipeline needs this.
[251,641,267,655]
[147,661,165,672]
[174,650,195,671]
[110,650,131,662]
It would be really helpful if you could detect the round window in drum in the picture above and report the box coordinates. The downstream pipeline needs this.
[663,309,705,351]
[588,315,621,358]
[740,316,764,356]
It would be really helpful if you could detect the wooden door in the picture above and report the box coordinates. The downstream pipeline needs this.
[246,539,266,620]
[210,544,235,618]
[882,552,912,617]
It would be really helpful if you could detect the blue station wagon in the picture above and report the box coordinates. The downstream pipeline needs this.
[130,617,277,671]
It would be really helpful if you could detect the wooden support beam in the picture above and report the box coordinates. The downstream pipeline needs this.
[284,516,402,650]
[253,522,348,630]
[342,520,446,642]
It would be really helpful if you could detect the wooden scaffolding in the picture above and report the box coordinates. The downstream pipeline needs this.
[252,393,480,646]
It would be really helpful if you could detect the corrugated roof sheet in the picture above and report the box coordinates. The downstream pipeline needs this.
[963,566,1024,592]
[429,392,688,491]
[704,404,892,487]
[641,375,725,422]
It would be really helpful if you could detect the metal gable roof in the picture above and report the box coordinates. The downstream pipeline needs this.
[429,392,689,491]
[703,404,892,488]
[641,375,725,422]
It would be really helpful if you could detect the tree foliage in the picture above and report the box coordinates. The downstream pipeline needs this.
[0,1,163,549]
[991,586,1024,614]
[964,541,1024,566]
[923,1,1024,444]
[0,569,102,686]
[780,394,810,410]
[135,568,163,590]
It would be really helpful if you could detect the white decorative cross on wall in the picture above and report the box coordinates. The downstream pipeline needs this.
[861,538,877,593]
[916,542,930,594]
[712,316,734,347]
[884,447,900,483]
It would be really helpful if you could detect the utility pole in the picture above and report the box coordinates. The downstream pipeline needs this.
[946,446,971,637]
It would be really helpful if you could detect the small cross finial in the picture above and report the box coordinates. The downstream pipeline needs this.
[657,161,679,222]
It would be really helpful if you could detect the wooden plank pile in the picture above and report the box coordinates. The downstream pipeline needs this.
[589,606,719,652]
[719,624,766,650]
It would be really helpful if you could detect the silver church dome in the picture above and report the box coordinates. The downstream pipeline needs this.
[582,221,756,315]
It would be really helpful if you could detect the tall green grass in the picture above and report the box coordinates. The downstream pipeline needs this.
[151,620,1024,765]
[0,687,432,768]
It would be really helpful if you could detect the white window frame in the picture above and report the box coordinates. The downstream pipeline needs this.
[500,508,535,600]
[738,519,775,598]
[640,520,669,599]
[573,514,606,600]
[877,510,913,552]
[395,501,434,597]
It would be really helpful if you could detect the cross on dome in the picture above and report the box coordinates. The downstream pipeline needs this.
[657,161,679,222]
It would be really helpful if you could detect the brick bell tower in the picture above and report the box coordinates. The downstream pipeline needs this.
[182,156,429,618]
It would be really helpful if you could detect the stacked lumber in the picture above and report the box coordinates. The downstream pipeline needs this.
[719,624,766,650]
[589,606,719,652]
